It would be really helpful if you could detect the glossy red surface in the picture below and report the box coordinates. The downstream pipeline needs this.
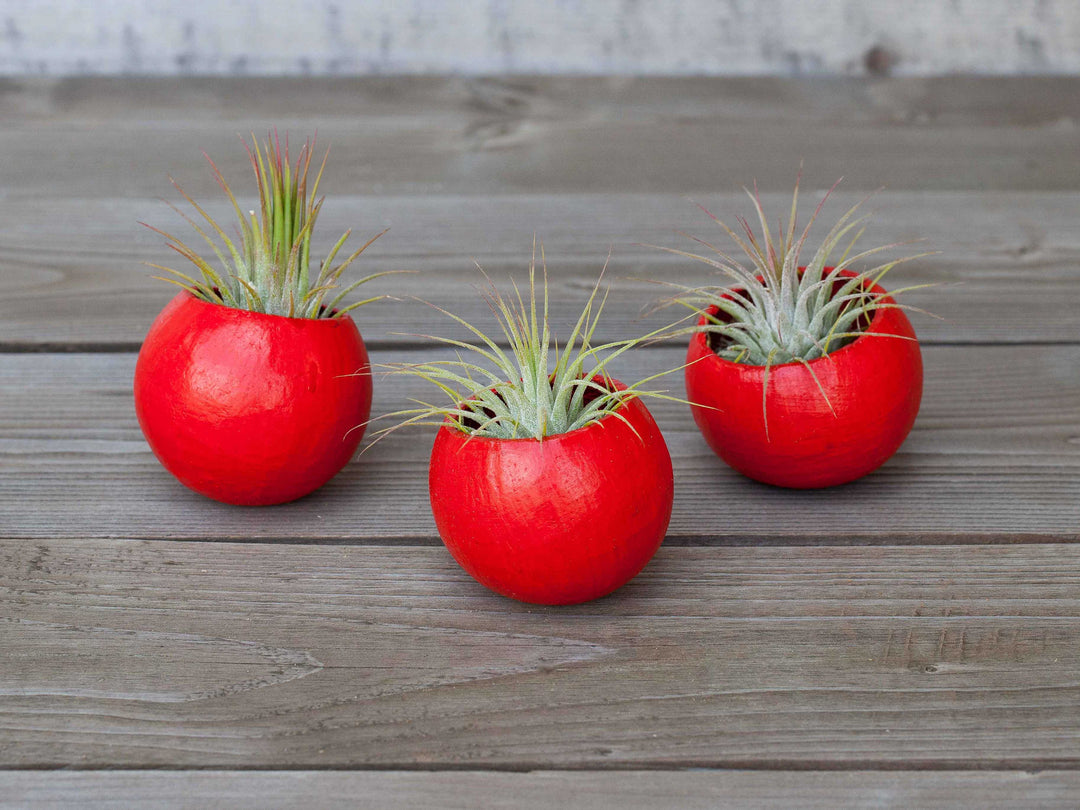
[684,272,923,489]
[134,292,372,505]
[428,381,674,605]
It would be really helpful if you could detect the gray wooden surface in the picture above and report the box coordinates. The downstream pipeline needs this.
[6,770,1080,810]
[2,76,1079,807]
[5,770,1080,810]
[3,346,1080,540]
[7,0,1080,77]
[2,191,1078,348]
[4,540,1080,768]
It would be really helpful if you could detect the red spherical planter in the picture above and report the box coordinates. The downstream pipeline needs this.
[134,292,372,505]
[685,272,922,489]
[428,380,674,605]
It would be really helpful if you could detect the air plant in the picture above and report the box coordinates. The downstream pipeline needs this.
[654,175,933,370]
[370,244,682,442]
[144,131,389,319]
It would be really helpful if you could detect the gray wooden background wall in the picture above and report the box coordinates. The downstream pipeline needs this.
[3,0,1079,76]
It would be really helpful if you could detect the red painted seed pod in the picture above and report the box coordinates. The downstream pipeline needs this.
[428,379,674,605]
[684,271,922,489]
[134,291,372,505]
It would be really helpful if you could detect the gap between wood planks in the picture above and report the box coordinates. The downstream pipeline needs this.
[3,339,1080,354]
[9,534,1077,547]
[0,762,1076,773]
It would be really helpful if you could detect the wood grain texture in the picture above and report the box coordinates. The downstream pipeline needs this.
[2,345,1078,541]
[3,77,1080,200]
[4,770,1080,810]
[1,191,1078,346]
[1,76,1077,790]
[6,0,1080,77]
[2,539,1080,768]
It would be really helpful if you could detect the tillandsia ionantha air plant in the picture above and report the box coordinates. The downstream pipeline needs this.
[660,172,932,489]
[388,240,679,605]
[369,242,684,443]
[654,174,934,372]
[144,130,390,319]
[134,129,389,505]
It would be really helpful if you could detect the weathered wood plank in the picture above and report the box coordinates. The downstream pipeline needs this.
[4,770,1080,810]
[2,539,1080,767]
[1,345,1078,540]
[3,77,1080,199]
[9,2,1080,78]
[1,191,1078,346]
